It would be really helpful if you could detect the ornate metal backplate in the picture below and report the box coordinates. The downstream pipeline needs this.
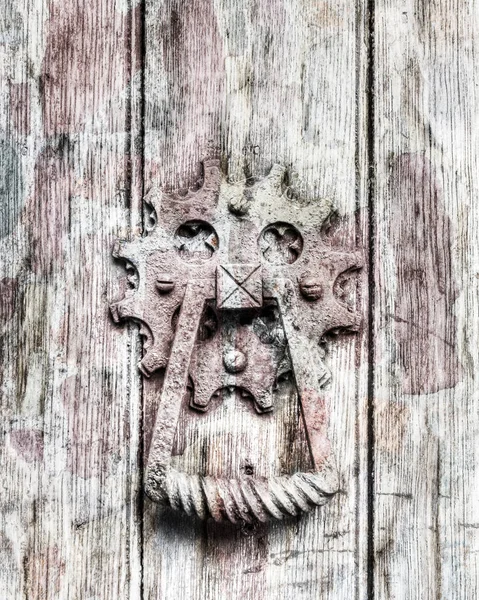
[111,160,362,523]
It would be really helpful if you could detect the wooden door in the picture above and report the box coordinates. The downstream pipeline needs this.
[0,1,477,598]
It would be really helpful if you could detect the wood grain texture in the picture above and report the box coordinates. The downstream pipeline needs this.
[0,1,142,598]
[143,1,369,599]
[374,0,479,598]
[3,0,479,598]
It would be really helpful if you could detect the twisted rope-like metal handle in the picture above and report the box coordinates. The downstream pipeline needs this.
[146,468,337,523]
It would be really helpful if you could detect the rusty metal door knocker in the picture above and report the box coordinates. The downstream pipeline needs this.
[111,160,362,523]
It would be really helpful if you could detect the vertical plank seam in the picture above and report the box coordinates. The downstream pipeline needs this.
[366,0,376,598]
[355,0,368,598]
[126,2,134,596]
[127,0,146,596]
[138,2,146,598]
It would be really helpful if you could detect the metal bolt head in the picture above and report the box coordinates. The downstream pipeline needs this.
[156,274,175,294]
[227,189,252,216]
[223,349,247,374]
[299,274,323,301]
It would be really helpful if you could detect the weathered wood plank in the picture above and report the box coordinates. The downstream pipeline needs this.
[374,1,479,597]
[0,1,142,598]
[143,1,369,598]
[11,0,479,597]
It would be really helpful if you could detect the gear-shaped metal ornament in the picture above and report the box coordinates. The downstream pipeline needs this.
[111,160,363,523]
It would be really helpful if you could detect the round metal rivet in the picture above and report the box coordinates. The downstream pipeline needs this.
[223,349,247,374]
[299,274,323,301]
[156,275,175,294]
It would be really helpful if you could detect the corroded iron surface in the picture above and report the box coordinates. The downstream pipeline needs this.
[111,160,363,522]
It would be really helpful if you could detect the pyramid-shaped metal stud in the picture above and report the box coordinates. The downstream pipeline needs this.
[216,264,262,309]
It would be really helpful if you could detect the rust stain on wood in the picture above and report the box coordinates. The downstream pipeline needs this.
[388,153,461,395]
[9,429,44,463]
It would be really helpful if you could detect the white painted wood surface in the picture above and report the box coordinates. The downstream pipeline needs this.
[0,1,142,598]
[0,0,478,598]
[374,1,479,598]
